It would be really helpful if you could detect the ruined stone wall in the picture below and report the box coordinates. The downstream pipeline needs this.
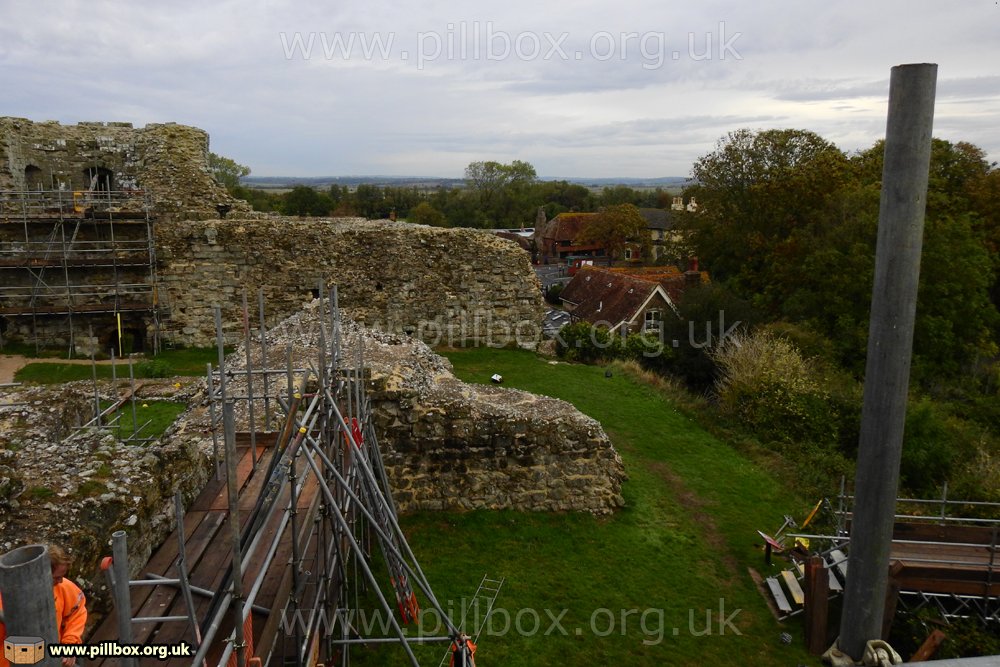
[155,217,546,347]
[0,304,623,615]
[0,380,211,609]
[371,369,626,513]
[224,304,626,514]
[0,117,248,217]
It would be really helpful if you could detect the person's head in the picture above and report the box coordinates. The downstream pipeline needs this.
[47,544,71,586]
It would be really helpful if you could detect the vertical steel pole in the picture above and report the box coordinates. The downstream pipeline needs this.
[839,62,937,660]
[223,400,247,667]
[89,326,100,427]
[258,288,271,428]
[0,545,59,667]
[173,492,203,649]
[286,344,294,405]
[242,289,258,469]
[110,530,138,667]
[128,355,138,439]
[215,306,228,404]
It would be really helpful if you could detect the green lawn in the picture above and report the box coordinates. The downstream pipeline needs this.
[99,399,187,441]
[351,347,819,666]
[12,347,224,384]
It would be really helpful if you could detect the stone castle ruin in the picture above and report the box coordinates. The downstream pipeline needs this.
[0,117,245,213]
[0,308,626,601]
[0,118,626,603]
[0,118,543,354]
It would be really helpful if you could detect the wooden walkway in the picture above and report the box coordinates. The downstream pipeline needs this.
[89,433,323,666]
[887,522,1000,598]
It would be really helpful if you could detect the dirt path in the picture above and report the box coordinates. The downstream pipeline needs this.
[0,355,30,384]
[0,354,117,384]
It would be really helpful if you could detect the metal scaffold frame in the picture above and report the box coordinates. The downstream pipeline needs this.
[0,189,160,355]
[100,288,496,666]
[775,477,1000,626]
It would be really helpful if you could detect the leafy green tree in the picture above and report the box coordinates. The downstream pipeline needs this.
[596,185,644,207]
[683,128,851,303]
[774,138,1000,381]
[282,185,332,217]
[576,203,650,260]
[208,152,251,192]
[230,185,282,212]
[464,160,537,227]
[534,180,593,214]
[407,201,447,227]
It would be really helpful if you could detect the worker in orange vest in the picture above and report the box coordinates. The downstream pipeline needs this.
[0,544,87,667]
[449,634,476,667]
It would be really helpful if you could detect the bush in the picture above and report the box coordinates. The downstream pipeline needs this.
[659,283,758,391]
[712,330,840,444]
[545,283,564,305]
[555,323,672,368]
[763,321,837,363]
[556,322,619,363]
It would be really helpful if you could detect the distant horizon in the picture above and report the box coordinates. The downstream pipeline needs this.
[242,174,693,184]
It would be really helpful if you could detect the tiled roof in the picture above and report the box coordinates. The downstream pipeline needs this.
[607,266,710,301]
[638,208,676,230]
[539,212,601,243]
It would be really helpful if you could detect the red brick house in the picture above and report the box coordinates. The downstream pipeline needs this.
[534,213,606,263]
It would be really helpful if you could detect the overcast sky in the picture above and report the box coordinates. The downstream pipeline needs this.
[2,0,998,178]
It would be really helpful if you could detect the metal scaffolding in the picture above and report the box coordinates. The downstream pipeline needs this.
[99,289,495,666]
[0,189,160,355]
[768,478,1000,625]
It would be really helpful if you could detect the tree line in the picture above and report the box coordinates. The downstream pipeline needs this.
[678,128,1000,387]
[211,155,675,227]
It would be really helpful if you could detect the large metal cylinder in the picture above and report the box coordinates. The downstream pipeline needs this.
[0,544,60,667]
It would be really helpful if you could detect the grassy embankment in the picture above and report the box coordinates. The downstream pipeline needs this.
[351,346,818,667]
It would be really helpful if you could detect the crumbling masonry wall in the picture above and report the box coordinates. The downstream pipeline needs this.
[223,304,627,514]
[0,117,247,216]
[155,218,546,347]
[0,306,624,612]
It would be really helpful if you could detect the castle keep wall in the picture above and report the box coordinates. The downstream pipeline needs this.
[0,117,246,216]
[155,218,546,347]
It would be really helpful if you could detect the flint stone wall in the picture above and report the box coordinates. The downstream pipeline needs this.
[155,218,546,348]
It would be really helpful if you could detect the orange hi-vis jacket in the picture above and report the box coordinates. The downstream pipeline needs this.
[0,578,87,667]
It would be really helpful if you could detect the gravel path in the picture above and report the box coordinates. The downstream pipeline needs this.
[0,355,29,384]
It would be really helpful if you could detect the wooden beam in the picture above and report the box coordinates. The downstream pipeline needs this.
[909,629,947,662]
[805,556,830,656]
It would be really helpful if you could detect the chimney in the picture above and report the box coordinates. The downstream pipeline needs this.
[685,257,700,288]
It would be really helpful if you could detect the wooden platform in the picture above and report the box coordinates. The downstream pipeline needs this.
[756,522,998,620]
[0,301,154,316]
[89,432,324,666]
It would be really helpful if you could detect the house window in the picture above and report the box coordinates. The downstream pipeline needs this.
[624,248,633,260]
[644,309,662,332]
